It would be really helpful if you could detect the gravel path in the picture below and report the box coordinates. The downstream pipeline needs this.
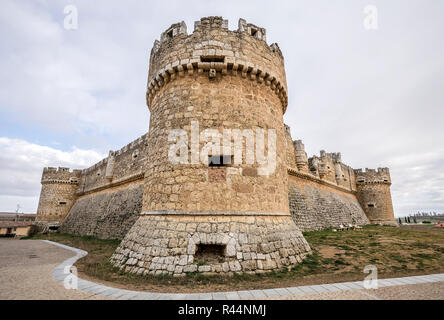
[0,239,109,300]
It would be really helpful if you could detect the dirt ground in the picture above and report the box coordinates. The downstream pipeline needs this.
[24,225,444,293]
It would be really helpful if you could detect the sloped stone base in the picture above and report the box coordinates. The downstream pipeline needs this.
[60,183,142,240]
[110,213,311,276]
[289,182,370,231]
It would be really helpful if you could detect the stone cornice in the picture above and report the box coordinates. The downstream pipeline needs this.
[146,58,288,113]
[76,172,144,196]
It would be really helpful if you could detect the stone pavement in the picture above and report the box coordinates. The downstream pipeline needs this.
[1,239,443,300]
[0,239,108,300]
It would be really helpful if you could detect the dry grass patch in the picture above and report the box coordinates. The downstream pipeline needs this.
[24,225,444,293]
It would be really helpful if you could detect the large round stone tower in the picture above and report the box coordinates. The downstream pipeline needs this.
[111,17,311,276]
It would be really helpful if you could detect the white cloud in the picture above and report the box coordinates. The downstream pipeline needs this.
[0,137,105,212]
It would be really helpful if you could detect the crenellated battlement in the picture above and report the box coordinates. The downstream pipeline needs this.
[160,21,187,43]
[354,167,391,184]
[41,167,81,184]
[238,18,266,42]
[194,16,228,31]
[81,133,148,174]
[147,16,288,112]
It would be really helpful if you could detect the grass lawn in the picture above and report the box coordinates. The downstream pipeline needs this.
[24,225,444,293]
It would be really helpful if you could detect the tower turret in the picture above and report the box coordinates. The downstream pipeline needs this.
[36,167,81,224]
[294,140,309,173]
[111,17,311,276]
[354,168,397,226]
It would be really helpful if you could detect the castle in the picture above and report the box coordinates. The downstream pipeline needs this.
[35,17,397,276]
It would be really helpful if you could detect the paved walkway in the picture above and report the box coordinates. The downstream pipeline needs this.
[1,239,443,300]
[0,239,108,300]
[44,240,444,300]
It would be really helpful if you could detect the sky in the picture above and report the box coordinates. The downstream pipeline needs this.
[0,0,443,216]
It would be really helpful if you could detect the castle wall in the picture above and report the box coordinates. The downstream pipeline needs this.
[60,181,143,240]
[77,134,148,195]
[56,134,148,238]
[288,173,369,231]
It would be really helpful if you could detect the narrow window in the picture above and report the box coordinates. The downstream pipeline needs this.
[200,56,225,63]
[368,203,375,208]
[208,155,232,167]
[59,201,67,205]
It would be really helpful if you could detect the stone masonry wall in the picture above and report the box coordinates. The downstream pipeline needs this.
[60,182,143,240]
[288,175,369,231]
[110,215,311,276]
[77,134,148,195]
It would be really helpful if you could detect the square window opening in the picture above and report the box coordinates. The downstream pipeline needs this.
[208,155,232,167]
[195,244,226,264]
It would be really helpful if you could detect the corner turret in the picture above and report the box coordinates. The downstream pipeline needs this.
[354,168,397,226]
[36,167,81,225]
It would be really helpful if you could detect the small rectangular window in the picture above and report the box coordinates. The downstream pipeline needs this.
[200,56,225,63]
[208,155,232,167]
[368,204,375,208]
[59,201,67,205]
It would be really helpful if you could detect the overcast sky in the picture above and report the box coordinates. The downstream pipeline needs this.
[0,0,443,216]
